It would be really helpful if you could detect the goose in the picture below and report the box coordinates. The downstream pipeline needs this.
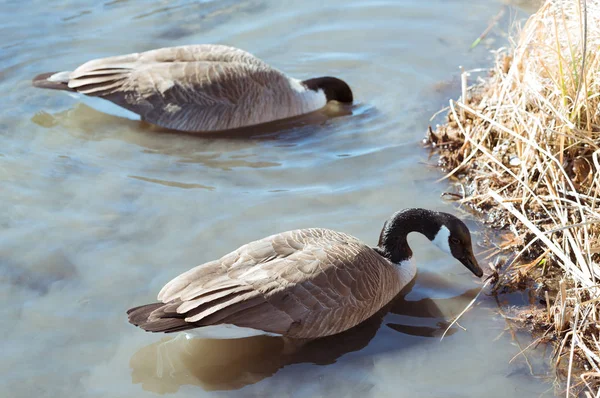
[127,208,483,340]
[32,44,353,133]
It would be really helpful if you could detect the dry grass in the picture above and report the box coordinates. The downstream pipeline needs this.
[427,0,600,395]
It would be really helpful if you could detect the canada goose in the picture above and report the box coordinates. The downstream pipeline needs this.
[127,208,483,340]
[31,44,353,133]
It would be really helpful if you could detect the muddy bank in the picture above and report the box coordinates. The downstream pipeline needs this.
[426,0,600,395]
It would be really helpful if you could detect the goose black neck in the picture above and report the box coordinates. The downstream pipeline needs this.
[302,76,353,104]
[375,208,443,264]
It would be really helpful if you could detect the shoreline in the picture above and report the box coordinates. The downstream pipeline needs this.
[425,0,600,395]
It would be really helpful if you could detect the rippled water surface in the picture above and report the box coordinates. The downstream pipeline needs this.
[2,1,553,397]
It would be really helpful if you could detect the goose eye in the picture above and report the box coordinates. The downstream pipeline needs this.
[450,237,460,245]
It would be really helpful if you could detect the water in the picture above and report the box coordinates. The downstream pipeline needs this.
[1,1,553,397]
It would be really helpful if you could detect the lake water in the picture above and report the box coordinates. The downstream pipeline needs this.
[1,0,554,397]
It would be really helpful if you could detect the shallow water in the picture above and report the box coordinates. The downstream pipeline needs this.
[1,1,553,397]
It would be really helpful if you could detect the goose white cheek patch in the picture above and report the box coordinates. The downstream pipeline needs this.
[289,78,327,111]
[432,225,452,255]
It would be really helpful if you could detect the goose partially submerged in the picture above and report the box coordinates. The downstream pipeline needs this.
[127,208,483,340]
[32,44,353,133]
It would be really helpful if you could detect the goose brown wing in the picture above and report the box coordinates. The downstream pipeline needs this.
[146,229,399,338]
[66,45,293,132]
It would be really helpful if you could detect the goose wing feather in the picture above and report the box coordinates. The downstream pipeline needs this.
[66,45,303,132]
[152,229,401,338]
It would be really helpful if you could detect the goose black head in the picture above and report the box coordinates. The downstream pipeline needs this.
[302,76,353,104]
[377,208,483,278]
[430,213,483,278]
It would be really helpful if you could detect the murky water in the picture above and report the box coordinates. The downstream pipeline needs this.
[1,1,553,397]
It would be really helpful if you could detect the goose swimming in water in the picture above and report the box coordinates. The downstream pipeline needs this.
[31,44,353,133]
[127,208,483,340]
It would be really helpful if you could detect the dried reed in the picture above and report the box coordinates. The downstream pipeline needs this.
[427,1,600,395]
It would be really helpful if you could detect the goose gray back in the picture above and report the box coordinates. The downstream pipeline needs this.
[32,44,353,133]
[127,208,483,340]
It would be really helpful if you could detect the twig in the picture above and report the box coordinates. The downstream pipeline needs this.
[566,304,581,397]
[440,279,491,341]
[470,7,506,50]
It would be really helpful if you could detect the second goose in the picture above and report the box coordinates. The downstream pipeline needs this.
[32,44,353,133]
[127,208,483,340]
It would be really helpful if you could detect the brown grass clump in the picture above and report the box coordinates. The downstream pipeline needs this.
[426,0,600,395]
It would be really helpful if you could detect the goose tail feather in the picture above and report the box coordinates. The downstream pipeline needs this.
[127,302,195,334]
[32,71,76,92]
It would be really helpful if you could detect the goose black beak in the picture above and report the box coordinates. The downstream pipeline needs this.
[460,253,483,278]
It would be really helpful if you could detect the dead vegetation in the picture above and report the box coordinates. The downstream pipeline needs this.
[426,0,600,395]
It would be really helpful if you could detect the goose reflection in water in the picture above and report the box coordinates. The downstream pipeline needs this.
[31,101,369,176]
[129,274,481,394]
[31,97,356,142]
